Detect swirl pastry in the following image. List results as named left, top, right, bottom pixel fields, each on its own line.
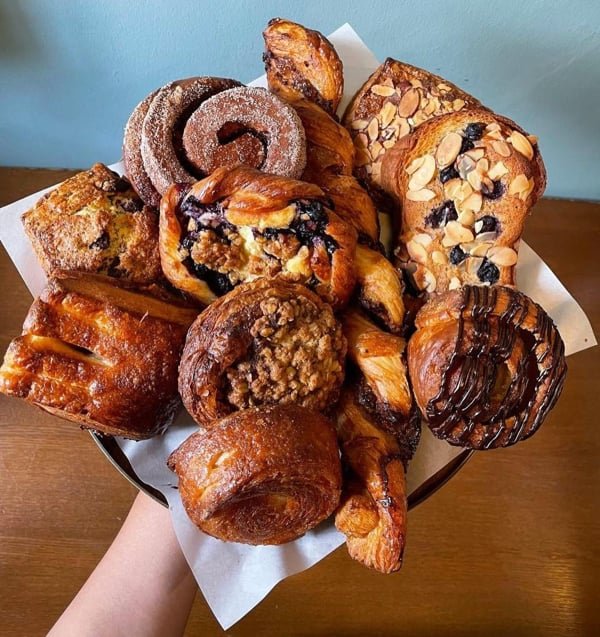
left=182, top=86, right=306, bottom=179
left=21, top=164, right=161, bottom=285
left=342, top=58, right=483, bottom=210
left=123, top=76, right=241, bottom=204
left=408, top=285, right=567, bottom=449
left=178, top=278, right=347, bottom=428
left=159, top=166, right=357, bottom=307
left=0, top=273, right=198, bottom=439
left=381, top=109, right=546, bottom=295
left=263, top=18, right=343, bottom=117
left=168, top=405, right=342, bottom=545
left=335, top=384, right=408, bottom=573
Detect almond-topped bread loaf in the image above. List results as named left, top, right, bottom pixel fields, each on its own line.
left=342, top=58, right=483, bottom=210
left=381, top=109, right=546, bottom=295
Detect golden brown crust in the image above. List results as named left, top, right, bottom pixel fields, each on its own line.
left=381, top=109, right=546, bottom=295
left=342, top=58, right=483, bottom=209
left=159, top=166, right=357, bottom=309
left=334, top=385, right=407, bottom=573
left=263, top=18, right=343, bottom=116
left=178, top=278, right=347, bottom=427
left=407, top=285, right=566, bottom=449
left=168, top=405, right=342, bottom=545
left=0, top=273, right=198, bottom=439
left=22, top=164, right=162, bottom=284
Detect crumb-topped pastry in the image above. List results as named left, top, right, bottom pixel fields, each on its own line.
left=0, top=273, right=198, bottom=439
left=168, top=405, right=342, bottom=545
left=381, top=109, right=546, bottom=295
left=342, top=58, right=483, bottom=209
left=22, top=164, right=162, bottom=284
left=159, top=166, right=357, bottom=308
left=178, top=278, right=347, bottom=428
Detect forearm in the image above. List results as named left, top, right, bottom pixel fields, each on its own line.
left=49, top=492, right=197, bottom=637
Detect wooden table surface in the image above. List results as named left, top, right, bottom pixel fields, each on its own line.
left=1, top=167, right=598, bottom=637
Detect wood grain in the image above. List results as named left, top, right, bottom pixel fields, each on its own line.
left=1, top=168, right=598, bottom=637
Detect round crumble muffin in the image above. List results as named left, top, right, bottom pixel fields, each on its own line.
left=178, top=278, right=347, bottom=427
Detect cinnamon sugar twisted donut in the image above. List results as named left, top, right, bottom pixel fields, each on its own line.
left=178, top=278, right=347, bottom=428
left=408, top=285, right=567, bottom=449
left=182, top=86, right=306, bottom=179
left=123, top=77, right=241, bottom=205
left=159, top=166, right=357, bottom=308
left=167, top=405, right=342, bottom=545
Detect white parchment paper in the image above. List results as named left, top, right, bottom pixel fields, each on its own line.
left=0, top=23, right=596, bottom=630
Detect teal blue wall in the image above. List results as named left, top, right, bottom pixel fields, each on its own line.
left=1, top=0, right=599, bottom=200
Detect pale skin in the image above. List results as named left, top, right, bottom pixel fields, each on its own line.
left=48, top=492, right=197, bottom=637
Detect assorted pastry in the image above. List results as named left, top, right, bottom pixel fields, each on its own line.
left=0, top=18, right=568, bottom=573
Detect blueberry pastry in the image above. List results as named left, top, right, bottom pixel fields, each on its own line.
left=159, top=166, right=357, bottom=308
left=168, top=405, right=342, bottom=545
left=178, top=278, right=347, bottom=428
left=263, top=18, right=344, bottom=117
left=342, top=58, right=483, bottom=210
left=22, top=163, right=161, bottom=284
left=381, top=109, right=546, bottom=295
left=408, top=285, right=566, bottom=449
left=0, top=273, right=198, bottom=439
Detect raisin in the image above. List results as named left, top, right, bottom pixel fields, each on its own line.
left=115, top=177, right=132, bottom=192
left=464, top=123, right=487, bottom=141
left=89, top=232, right=109, bottom=250
left=477, top=258, right=500, bottom=284
left=482, top=180, right=504, bottom=200
left=449, top=246, right=468, bottom=265
left=119, top=197, right=143, bottom=212
left=425, top=200, right=458, bottom=228
left=186, top=259, right=233, bottom=295
left=475, top=215, right=498, bottom=234
left=439, top=165, right=459, bottom=183
left=459, top=136, right=475, bottom=154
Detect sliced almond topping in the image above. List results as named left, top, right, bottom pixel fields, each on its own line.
left=370, top=141, right=383, bottom=160
left=458, top=210, right=475, bottom=226
left=407, top=188, right=436, bottom=202
left=412, top=110, right=428, bottom=126
left=383, top=139, right=396, bottom=149
left=528, top=134, right=539, bottom=144
left=488, top=246, right=518, bottom=266
left=424, top=100, right=437, bottom=115
left=432, top=250, right=447, bottom=264
left=442, top=221, right=475, bottom=246
left=508, top=130, right=534, bottom=161
left=351, top=119, right=369, bottom=130
left=492, top=140, right=511, bottom=157
left=371, top=162, right=382, bottom=183
left=367, top=117, right=379, bottom=142
left=405, top=155, right=425, bottom=175
left=467, top=256, right=484, bottom=275
left=486, top=123, right=501, bottom=133
left=371, top=84, right=396, bottom=97
left=457, top=180, right=474, bottom=202
left=470, top=242, right=492, bottom=257
left=380, top=101, right=397, bottom=128
left=457, top=155, right=477, bottom=179
left=465, top=148, right=485, bottom=161
left=407, top=239, right=429, bottom=264
left=476, top=231, right=498, bottom=242
left=408, top=154, right=436, bottom=190
left=448, top=276, right=462, bottom=290
left=461, top=192, right=483, bottom=213
left=354, top=133, right=368, bottom=149
left=413, top=233, right=433, bottom=247
left=410, top=78, right=423, bottom=89
left=398, top=88, right=420, bottom=117
left=436, top=132, right=463, bottom=168
left=398, top=118, right=411, bottom=138
left=467, top=169, right=482, bottom=191
left=438, top=83, right=451, bottom=92
left=488, top=161, right=509, bottom=180
left=476, top=158, right=489, bottom=173
left=519, top=177, right=535, bottom=201
left=509, top=173, right=529, bottom=197
left=485, top=129, right=503, bottom=141
left=424, top=269, right=437, bottom=293
left=453, top=98, right=466, bottom=111
left=444, top=178, right=462, bottom=199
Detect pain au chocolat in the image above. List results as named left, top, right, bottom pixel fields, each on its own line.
left=381, top=109, right=546, bottom=296
left=168, top=404, right=342, bottom=545
left=178, top=277, right=346, bottom=428
left=159, top=166, right=357, bottom=308
left=22, top=163, right=161, bottom=285
left=408, top=285, right=567, bottom=449
left=0, top=273, right=198, bottom=439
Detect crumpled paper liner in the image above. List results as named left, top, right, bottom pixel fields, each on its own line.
left=0, top=23, right=596, bottom=630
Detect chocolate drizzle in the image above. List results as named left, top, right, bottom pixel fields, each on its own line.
left=426, top=285, right=566, bottom=449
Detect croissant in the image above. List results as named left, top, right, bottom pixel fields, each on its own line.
left=408, top=285, right=567, bottom=449
left=380, top=109, right=546, bottom=295
left=334, top=385, right=407, bottom=573
left=263, top=18, right=344, bottom=116
left=168, top=405, right=342, bottom=545
left=159, top=166, right=357, bottom=308
left=0, top=273, right=198, bottom=439
left=178, top=277, right=347, bottom=427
